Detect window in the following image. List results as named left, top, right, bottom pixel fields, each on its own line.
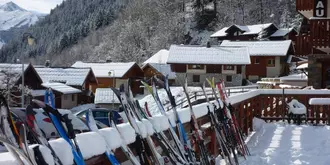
left=193, top=75, right=200, bottom=82
left=267, top=58, right=275, bottom=67
left=226, top=75, right=232, bottom=82
left=254, top=58, right=260, bottom=64
left=223, top=65, right=234, bottom=70
left=93, top=111, right=109, bottom=118
left=188, top=64, right=204, bottom=70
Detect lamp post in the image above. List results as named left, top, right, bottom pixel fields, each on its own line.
left=21, top=33, right=35, bottom=108
left=108, top=70, right=115, bottom=109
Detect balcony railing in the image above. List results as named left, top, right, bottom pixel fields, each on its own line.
left=296, top=0, right=313, bottom=11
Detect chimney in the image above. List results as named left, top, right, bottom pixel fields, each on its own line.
left=106, top=56, right=112, bottom=63
left=45, top=60, right=51, bottom=67
left=206, top=42, right=211, bottom=48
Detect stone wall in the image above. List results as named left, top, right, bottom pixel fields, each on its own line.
left=174, top=73, right=243, bottom=87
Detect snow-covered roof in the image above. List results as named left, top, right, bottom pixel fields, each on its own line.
left=270, top=28, right=296, bottom=37
left=94, top=88, right=120, bottom=104
left=41, top=82, right=81, bottom=94
left=167, top=45, right=251, bottom=65
left=296, top=63, right=308, bottom=70
left=30, top=89, right=46, bottom=97
left=71, top=61, right=137, bottom=78
left=144, top=63, right=176, bottom=79
left=143, top=49, right=169, bottom=64
left=211, top=23, right=273, bottom=38
left=0, top=63, right=29, bottom=75
left=35, top=67, right=93, bottom=86
left=221, top=40, right=292, bottom=56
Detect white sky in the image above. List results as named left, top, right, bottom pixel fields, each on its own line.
left=0, top=0, right=63, bottom=13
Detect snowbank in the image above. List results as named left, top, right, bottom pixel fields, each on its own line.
left=116, top=123, right=136, bottom=145
left=309, top=98, right=330, bottom=105
left=76, top=132, right=107, bottom=159
left=99, top=127, right=123, bottom=150
left=49, top=138, right=74, bottom=165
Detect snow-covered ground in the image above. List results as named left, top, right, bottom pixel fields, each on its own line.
left=241, top=118, right=330, bottom=165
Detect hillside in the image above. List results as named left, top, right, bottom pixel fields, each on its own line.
left=0, top=0, right=301, bottom=66
left=0, top=2, right=44, bottom=48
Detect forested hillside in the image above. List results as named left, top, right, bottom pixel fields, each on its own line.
left=0, top=0, right=301, bottom=66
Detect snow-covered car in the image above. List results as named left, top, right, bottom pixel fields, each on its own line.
left=74, top=108, right=123, bottom=126
left=10, top=108, right=89, bottom=139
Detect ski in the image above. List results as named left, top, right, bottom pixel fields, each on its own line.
left=107, top=111, right=142, bottom=165
left=85, top=109, right=121, bottom=165
left=182, top=76, right=211, bottom=165
left=33, top=98, right=86, bottom=165
left=26, top=105, right=63, bottom=165
left=19, top=124, right=38, bottom=165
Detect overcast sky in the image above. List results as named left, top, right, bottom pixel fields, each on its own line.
left=0, top=0, right=63, bottom=13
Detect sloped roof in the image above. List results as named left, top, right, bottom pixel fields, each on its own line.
left=35, top=67, right=94, bottom=86
left=41, top=82, right=81, bottom=94
left=211, top=23, right=273, bottom=38
left=271, top=28, right=296, bottom=37
left=71, top=61, right=137, bottom=78
left=0, top=63, right=42, bottom=86
left=94, top=88, right=120, bottom=104
left=143, top=63, right=176, bottom=79
left=143, top=49, right=169, bottom=64
left=167, top=45, right=251, bottom=65
left=0, top=63, right=29, bottom=74
left=220, top=40, right=292, bottom=56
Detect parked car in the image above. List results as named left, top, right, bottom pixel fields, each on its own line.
left=10, top=108, right=89, bottom=139
left=74, top=108, right=123, bottom=126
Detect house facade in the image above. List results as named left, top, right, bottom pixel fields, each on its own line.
left=71, top=61, right=144, bottom=95
left=221, top=40, right=294, bottom=81
left=35, top=67, right=98, bottom=108
left=167, top=45, right=251, bottom=86
left=296, top=0, right=330, bottom=88
left=210, top=23, right=297, bottom=42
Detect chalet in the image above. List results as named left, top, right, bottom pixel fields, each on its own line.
left=71, top=61, right=144, bottom=94
left=0, top=63, right=43, bottom=107
left=142, top=49, right=176, bottom=84
left=221, top=40, right=294, bottom=81
left=35, top=67, right=98, bottom=109
left=210, top=23, right=297, bottom=42
left=295, top=0, right=330, bottom=88
left=167, top=45, right=251, bottom=86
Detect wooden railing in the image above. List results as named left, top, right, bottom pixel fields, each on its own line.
left=296, top=35, right=312, bottom=56
left=296, top=0, right=313, bottom=11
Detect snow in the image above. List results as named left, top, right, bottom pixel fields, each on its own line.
left=94, top=88, right=121, bottom=104
left=287, top=99, right=307, bottom=115
left=309, top=98, right=330, bottom=105
left=76, top=132, right=107, bottom=159
left=167, top=45, right=251, bottom=65
left=35, top=144, right=54, bottom=165
left=211, top=23, right=273, bottom=38
left=143, top=49, right=169, bottom=64
left=116, top=123, right=136, bottom=145
left=241, top=120, right=330, bottom=165
left=221, top=40, right=292, bottom=56
left=296, top=63, right=308, bottom=70
left=71, top=61, right=138, bottom=78
left=35, top=67, right=93, bottom=86
left=0, top=152, right=18, bottom=165
left=143, top=63, right=176, bottom=79
left=270, top=28, right=295, bottom=37
left=148, top=114, right=170, bottom=133
left=280, top=73, right=308, bottom=81
left=99, top=127, right=123, bottom=150
left=41, top=82, right=82, bottom=94
left=49, top=138, right=74, bottom=165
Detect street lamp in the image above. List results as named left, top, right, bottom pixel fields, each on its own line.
left=108, top=70, right=115, bottom=109
left=21, top=33, right=35, bottom=108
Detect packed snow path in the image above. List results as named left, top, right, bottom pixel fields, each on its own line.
left=241, top=119, right=330, bottom=165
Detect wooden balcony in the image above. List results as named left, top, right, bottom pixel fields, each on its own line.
left=296, top=0, right=313, bottom=11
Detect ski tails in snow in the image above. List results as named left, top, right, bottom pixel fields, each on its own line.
left=33, top=96, right=86, bottom=165
left=25, top=105, right=63, bottom=165
left=19, top=124, right=38, bottom=165
left=85, top=109, right=120, bottom=165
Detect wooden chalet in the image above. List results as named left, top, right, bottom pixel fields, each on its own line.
left=35, top=67, right=98, bottom=109
left=167, top=45, right=251, bottom=86
left=221, top=40, right=294, bottom=82
left=71, top=61, right=144, bottom=95
left=295, top=0, right=330, bottom=88
left=210, top=23, right=297, bottom=42
left=142, top=49, right=176, bottom=85
left=0, top=63, right=43, bottom=107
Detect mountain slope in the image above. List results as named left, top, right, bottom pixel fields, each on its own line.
left=0, top=2, right=44, bottom=48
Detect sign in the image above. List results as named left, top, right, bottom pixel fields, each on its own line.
left=314, top=0, right=327, bottom=17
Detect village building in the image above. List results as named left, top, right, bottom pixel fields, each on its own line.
left=142, top=49, right=176, bottom=85
left=35, top=67, right=98, bottom=109
left=71, top=61, right=144, bottom=95
left=0, top=63, right=43, bottom=107
left=94, top=88, right=121, bottom=109
left=295, top=0, right=330, bottom=88
left=220, top=40, right=294, bottom=81
left=210, top=23, right=297, bottom=42
left=166, top=45, right=251, bottom=86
